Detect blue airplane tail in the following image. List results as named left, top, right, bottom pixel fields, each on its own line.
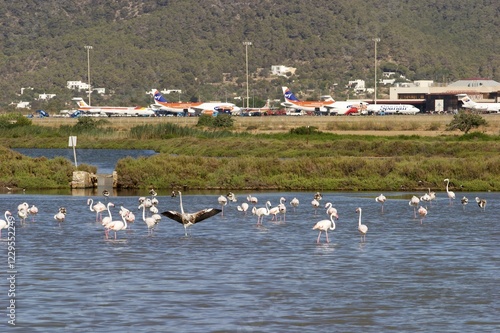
left=36, top=109, right=49, bottom=117
left=282, top=87, right=300, bottom=102
left=70, top=110, right=82, bottom=118
left=154, top=90, right=168, bottom=103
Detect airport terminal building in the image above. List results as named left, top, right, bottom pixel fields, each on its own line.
left=384, top=78, right=500, bottom=113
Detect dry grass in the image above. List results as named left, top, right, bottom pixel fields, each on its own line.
left=32, top=114, right=500, bottom=136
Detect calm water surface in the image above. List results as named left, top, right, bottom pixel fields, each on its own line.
left=13, top=148, right=157, bottom=174
left=0, top=191, right=498, bottom=332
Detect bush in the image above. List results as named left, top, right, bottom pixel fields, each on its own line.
left=289, top=126, right=320, bottom=135
left=446, top=111, right=487, bottom=134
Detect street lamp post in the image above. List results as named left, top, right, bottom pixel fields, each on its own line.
left=84, top=45, right=93, bottom=105
left=373, top=38, right=380, bottom=105
left=243, top=41, right=252, bottom=109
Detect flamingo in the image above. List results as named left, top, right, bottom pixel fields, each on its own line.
left=461, top=196, right=469, bottom=210
left=375, top=194, right=386, bottom=212
left=105, top=211, right=128, bottom=240
left=278, top=197, right=287, bottom=222
left=475, top=197, right=487, bottom=211
left=237, top=202, right=249, bottom=215
left=101, top=202, right=115, bottom=225
left=428, top=188, right=436, bottom=205
left=150, top=205, right=159, bottom=215
left=87, top=198, right=106, bottom=222
left=324, top=202, right=339, bottom=220
left=269, top=203, right=280, bottom=221
left=444, top=178, right=455, bottom=205
left=160, top=191, right=222, bottom=236
left=54, top=207, right=66, bottom=222
left=356, top=207, right=368, bottom=242
left=28, top=205, right=39, bottom=221
left=247, top=194, right=258, bottom=205
left=0, top=211, right=13, bottom=238
left=420, top=193, right=431, bottom=209
left=218, top=195, right=228, bottom=217
left=254, top=201, right=271, bottom=225
left=139, top=203, right=160, bottom=235
left=290, top=197, right=300, bottom=212
left=17, top=207, right=28, bottom=224
left=226, top=192, right=237, bottom=202
left=312, top=212, right=337, bottom=244
left=314, top=192, right=323, bottom=201
left=418, top=206, right=427, bottom=224
left=119, top=206, right=136, bottom=225
left=269, top=197, right=286, bottom=222
left=17, top=202, right=29, bottom=212
left=409, top=195, right=420, bottom=218
left=311, top=198, right=320, bottom=215
left=101, top=203, right=115, bottom=237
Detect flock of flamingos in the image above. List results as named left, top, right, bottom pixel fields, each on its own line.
left=0, top=178, right=488, bottom=243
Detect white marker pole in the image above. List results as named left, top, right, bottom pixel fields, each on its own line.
left=68, top=136, right=78, bottom=167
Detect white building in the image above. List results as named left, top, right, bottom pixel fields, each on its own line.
left=16, top=101, right=31, bottom=108
left=271, top=65, right=296, bottom=77
left=67, top=81, right=89, bottom=90
left=37, top=93, right=56, bottom=100
left=67, top=81, right=105, bottom=94
left=347, top=79, right=366, bottom=93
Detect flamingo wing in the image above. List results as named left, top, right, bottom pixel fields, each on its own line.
left=191, top=208, right=222, bottom=223
left=160, top=210, right=184, bottom=224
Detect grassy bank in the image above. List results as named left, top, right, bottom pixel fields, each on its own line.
left=2, top=114, right=500, bottom=191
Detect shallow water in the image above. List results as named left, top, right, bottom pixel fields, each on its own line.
left=13, top=148, right=157, bottom=174
left=0, top=191, right=498, bottom=332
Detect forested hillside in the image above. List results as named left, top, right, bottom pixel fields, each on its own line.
left=0, top=0, right=498, bottom=111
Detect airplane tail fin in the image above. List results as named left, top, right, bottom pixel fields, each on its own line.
left=459, top=94, right=476, bottom=107
left=75, top=99, right=89, bottom=108
left=263, top=99, right=271, bottom=109
left=282, top=86, right=300, bottom=102
left=154, top=90, right=168, bottom=103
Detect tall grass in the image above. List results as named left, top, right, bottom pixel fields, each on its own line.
left=2, top=116, right=500, bottom=190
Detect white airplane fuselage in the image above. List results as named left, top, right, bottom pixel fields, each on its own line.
left=366, top=104, right=420, bottom=115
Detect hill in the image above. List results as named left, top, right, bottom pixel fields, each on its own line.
left=1, top=0, right=499, bottom=111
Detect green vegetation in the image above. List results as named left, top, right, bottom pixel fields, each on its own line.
left=0, top=116, right=499, bottom=191
left=0, top=146, right=76, bottom=189
left=446, top=111, right=488, bottom=134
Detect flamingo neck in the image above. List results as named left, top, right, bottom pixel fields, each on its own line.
left=107, top=204, right=113, bottom=219
left=142, top=204, right=147, bottom=221
left=179, top=192, right=185, bottom=214
left=122, top=212, right=128, bottom=229
left=330, top=214, right=336, bottom=230
left=358, top=210, right=362, bottom=226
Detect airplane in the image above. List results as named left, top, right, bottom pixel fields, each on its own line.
left=72, top=98, right=155, bottom=117
left=365, top=104, right=420, bottom=115
left=151, top=90, right=241, bottom=116
left=325, top=101, right=370, bottom=115
left=281, top=86, right=335, bottom=112
left=458, top=94, right=500, bottom=113
left=281, top=86, right=368, bottom=115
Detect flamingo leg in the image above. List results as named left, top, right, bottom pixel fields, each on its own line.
left=317, top=231, right=322, bottom=244
left=325, top=231, right=330, bottom=243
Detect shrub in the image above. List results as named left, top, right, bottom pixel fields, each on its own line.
left=446, top=111, right=488, bottom=134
